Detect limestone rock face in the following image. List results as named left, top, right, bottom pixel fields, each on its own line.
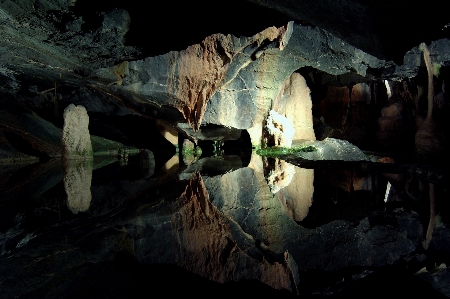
left=62, top=104, right=93, bottom=160
left=293, top=138, right=369, bottom=161
left=115, top=21, right=413, bottom=146
left=0, top=96, right=63, bottom=161
left=156, top=119, right=178, bottom=146
left=123, top=23, right=292, bottom=133
left=377, top=101, right=413, bottom=151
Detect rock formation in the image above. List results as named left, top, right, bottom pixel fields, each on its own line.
left=1, top=1, right=450, bottom=297
left=276, top=165, right=314, bottom=222
left=139, top=149, right=155, bottom=179
left=61, top=104, right=93, bottom=160
left=264, top=110, right=295, bottom=148
left=415, top=43, right=445, bottom=159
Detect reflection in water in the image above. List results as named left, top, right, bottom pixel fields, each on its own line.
left=276, top=166, right=314, bottom=222
left=63, top=159, right=93, bottom=214
left=132, top=170, right=299, bottom=293
left=158, top=153, right=179, bottom=181
left=262, top=156, right=314, bottom=222
left=139, top=149, right=155, bottom=179
left=265, top=158, right=296, bottom=194
left=1, top=150, right=448, bottom=298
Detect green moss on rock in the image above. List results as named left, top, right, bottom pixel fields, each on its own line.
left=256, top=145, right=316, bottom=157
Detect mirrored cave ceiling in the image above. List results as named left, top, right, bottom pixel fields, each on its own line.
left=1, top=0, right=450, bottom=154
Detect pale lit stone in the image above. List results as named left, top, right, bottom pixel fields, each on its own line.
left=278, top=166, right=314, bottom=222
left=265, top=110, right=295, bottom=147
left=62, top=104, right=93, bottom=160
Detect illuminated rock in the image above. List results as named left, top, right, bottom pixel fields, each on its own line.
left=133, top=171, right=299, bottom=293
left=264, top=110, right=295, bottom=147
left=156, top=119, right=178, bottom=146
left=61, top=104, right=93, bottom=160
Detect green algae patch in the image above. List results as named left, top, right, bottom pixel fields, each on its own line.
left=256, top=145, right=316, bottom=157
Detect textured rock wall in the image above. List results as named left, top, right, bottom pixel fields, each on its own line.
left=123, top=24, right=292, bottom=133
left=120, top=21, right=406, bottom=146
left=61, top=104, right=93, bottom=160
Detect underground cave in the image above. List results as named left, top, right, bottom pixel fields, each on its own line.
left=1, top=0, right=450, bottom=298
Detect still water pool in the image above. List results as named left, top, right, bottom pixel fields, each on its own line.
left=0, top=150, right=448, bottom=298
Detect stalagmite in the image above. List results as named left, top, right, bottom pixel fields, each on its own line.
left=415, top=43, right=444, bottom=157
left=61, top=104, right=93, bottom=160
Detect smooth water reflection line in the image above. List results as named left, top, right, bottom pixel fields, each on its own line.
left=63, top=160, right=93, bottom=214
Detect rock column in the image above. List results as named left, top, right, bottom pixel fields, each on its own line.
left=61, top=104, right=93, bottom=160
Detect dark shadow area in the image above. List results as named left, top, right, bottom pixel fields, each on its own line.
left=4, top=131, right=46, bottom=160
left=89, top=114, right=176, bottom=162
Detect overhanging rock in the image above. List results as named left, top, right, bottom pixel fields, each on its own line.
left=116, top=22, right=411, bottom=145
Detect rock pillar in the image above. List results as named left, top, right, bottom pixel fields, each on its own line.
left=61, top=104, right=93, bottom=160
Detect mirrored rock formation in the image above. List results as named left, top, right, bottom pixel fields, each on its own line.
left=139, top=149, right=155, bottom=179
left=264, top=157, right=296, bottom=194
left=63, top=159, right=93, bottom=214
left=276, top=166, right=314, bottom=222
left=131, top=171, right=299, bottom=293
